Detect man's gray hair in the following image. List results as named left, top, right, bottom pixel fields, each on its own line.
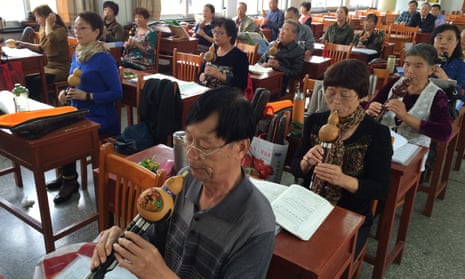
left=284, top=19, right=299, bottom=34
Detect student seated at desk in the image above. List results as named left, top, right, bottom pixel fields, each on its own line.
left=259, top=19, right=304, bottom=96
left=16, top=5, right=70, bottom=101
left=100, top=1, right=124, bottom=42
left=47, top=12, right=122, bottom=204
left=323, top=6, right=354, bottom=45
left=285, top=6, right=315, bottom=60
left=90, top=87, right=276, bottom=278
left=199, top=17, right=249, bottom=92
left=121, top=7, right=158, bottom=71
left=291, top=59, right=392, bottom=256
left=367, top=44, right=452, bottom=169
left=430, top=24, right=465, bottom=101
left=352, top=13, right=384, bottom=54
left=193, top=4, right=215, bottom=53
left=408, top=2, right=435, bottom=33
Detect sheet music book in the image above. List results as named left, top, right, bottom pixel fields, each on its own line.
left=390, top=130, right=421, bottom=165
left=168, top=25, right=190, bottom=40
left=251, top=177, right=334, bottom=241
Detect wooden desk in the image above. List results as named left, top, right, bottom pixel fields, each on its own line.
left=365, top=146, right=428, bottom=279
left=0, top=120, right=100, bottom=253
left=120, top=70, right=208, bottom=128
left=160, top=37, right=198, bottom=56
left=417, top=107, right=464, bottom=217
left=1, top=47, right=49, bottom=103
left=121, top=145, right=364, bottom=279
left=250, top=70, right=284, bottom=99
left=303, top=56, right=331, bottom=79
left=267, top=207, right=364, bottom=279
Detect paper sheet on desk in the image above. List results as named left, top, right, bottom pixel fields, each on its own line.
left=2, top=46, right=43, bottom=58
left=249, top=64, right=273, bottom=75
left=54, top=256, right=136, bottom=279
left=128, top=74, right=208, bottom=96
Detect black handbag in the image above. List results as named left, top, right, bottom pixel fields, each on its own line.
left=5, top=109, right=89, bottom=140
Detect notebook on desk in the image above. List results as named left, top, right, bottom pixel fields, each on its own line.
left=391, top=130, right=421, bottom=165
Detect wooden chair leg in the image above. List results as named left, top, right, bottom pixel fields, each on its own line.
left=80, top=158, right=88, bottom=190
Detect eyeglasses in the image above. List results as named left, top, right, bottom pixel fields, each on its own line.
left=183, top=140, right=229, bottom=160
left=212, top=30, right=226, bottom=36
left=324, top=88, right=358, bottom=102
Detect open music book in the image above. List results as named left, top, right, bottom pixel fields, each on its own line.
left=251, top=177, right=334, bottom=241
left=390, top=130, right=421, bottom=165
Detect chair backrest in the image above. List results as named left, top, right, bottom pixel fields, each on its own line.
left=302, top=74, right=316, bottom=98
left=67, top=37, right=78, bottom=59
left=145, top=31, right=162, bottom=74
left=236, top=41, right=259, bottom=65
left=97, top=143, right=165, bottom=231
left=172, top=48, right=204, bottom=82
left=373, top=68, right=390, bottom=91
left=385, top=25, right=418, bottom=56
left=326, top=43, right=353, bottom=65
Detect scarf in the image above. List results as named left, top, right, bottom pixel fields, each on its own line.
left=76, top=41, right=107, bottom=64
left=315, top=105, right=366, bottom=204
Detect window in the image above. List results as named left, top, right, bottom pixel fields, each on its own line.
left=160, top=0, right=224, bottom=19
left=0, top=0, right=27, bottom=21
left=0, top=0, right=56, bottom=21
left=29, top=0, right=57, bottom=13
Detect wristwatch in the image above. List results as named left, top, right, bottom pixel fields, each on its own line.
left=86, top=92, right=93, bottom=102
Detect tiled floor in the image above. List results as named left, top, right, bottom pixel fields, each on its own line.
left=1, top=152, right=464, bottom=278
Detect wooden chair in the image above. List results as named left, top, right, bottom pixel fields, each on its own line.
left=325, top=43, right=353, bottom=65
left=373, top=68, right=390, bottom=92
left=385, top=24, right=418, bottom=56
left=172, top=48, right=204, bottom=82
left=302, top=74, right=316, bottom=99
left=118, top=66, right=146, bottom=127
left=384, top=11, right=397, bottom=25
left=97, top=143, right=166, bottom=231
left=141, top=31, right=162, bottom=74
left=235, top=41, right=259, bottom=65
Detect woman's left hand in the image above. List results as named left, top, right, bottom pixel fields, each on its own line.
left=433, top=65, right=449, bottom=80
left=65, top=88, right=87, bottom=101
left=385, top=98, right=408, bottom=120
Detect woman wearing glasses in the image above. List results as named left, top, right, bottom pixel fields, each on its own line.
left=46, top=12, right=122, bottom=204
left=16, top=5, right=70, bottom=101
left=291, top=59, right=392, bottom=257
left=199, top=17, right=249, bottom=92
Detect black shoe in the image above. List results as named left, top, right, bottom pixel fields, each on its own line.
left=53, top=180, right=79, bottom=204
left=46, top=177, right=63, bottom=190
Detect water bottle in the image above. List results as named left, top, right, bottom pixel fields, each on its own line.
left=12, top=83, right=29, bottom=112
left=173, top=131, right=188, bottom=172
left=292, top=82, right=305, bottom=125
